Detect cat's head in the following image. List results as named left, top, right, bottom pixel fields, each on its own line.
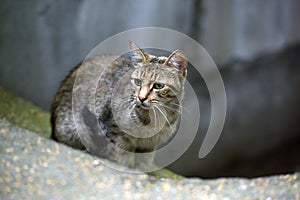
left=129, top=41, right=187, bottom=109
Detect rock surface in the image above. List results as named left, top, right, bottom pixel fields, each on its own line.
left=1, top=119, right=299, bottom=200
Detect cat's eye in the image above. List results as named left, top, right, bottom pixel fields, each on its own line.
left=134, top=79, right=142, bottom=86
left=153, top=83, right=165, bottom=89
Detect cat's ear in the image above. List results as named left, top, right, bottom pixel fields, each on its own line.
left=164, top=50, right=187, bottom=77
left=129, top=41, right=151, bottom=65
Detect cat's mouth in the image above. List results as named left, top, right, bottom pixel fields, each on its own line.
left=136, top=102, right=151, bottom=110
left=135, top=99, right=151, bottom=110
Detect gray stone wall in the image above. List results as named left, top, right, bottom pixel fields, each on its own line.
left=201, top=0, right=300, bottom=64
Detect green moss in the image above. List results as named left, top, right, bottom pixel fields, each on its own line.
left=149, top=168, right=185, bottom=180
left=0, top=86, right=51, bottom=138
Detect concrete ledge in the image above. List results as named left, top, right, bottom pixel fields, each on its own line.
left=0, top=119, right=299, bottom=199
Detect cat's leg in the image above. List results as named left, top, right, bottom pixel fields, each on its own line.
left=118, top=150, right=135, bottom=169
left=134, top=149, right=156, bottom=171
left=100, top=141, right=134, bottom=168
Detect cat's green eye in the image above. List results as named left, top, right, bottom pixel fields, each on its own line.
left=153, top=83, right=165, bottom=89
left=134, top=79, right=142, bottom=86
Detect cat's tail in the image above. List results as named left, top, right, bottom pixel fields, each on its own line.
left=81, top=105, right=110, bottom=157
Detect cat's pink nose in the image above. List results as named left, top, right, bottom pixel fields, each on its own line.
left=138, top=95, right=147, bottom=102
left=138, top=87, right=149, bottom=102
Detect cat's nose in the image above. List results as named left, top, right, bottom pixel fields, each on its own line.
left=138, top=87, right=149, bottom=103
left=138, top=95, right=147, bottom=103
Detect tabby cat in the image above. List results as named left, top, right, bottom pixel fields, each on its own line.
left=51, top=41, right=187, bottom=170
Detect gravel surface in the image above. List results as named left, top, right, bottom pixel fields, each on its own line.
left=1, top=119, right=299, bottom=200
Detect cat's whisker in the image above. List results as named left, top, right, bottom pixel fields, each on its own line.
left=151, top=107, right=158, bottom=133
left=124, top=97, right=135, bottom=108
left=158, top=103, right=189, bottom=121
left=129, top=102, right=136, bottom=110
left=170, top=102, right=190, bottom=113
left=158, top=103, right=182, bottom=114
left=154, top=105, right=174, bottom=132
left=125, top=99, right=136, bottom=104
left=116, top=100, right=135, bottom=111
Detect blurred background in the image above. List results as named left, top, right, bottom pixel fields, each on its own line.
left=0, top=0, right=300, bottom=178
